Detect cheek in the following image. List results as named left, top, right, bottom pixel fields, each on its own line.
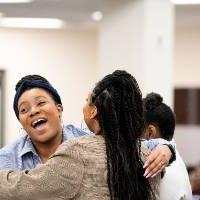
left=48, top=108, right=61, bottom=125
left=19, top=116, right=28, bottom=129
left=19, top=117, right=33, bottom=135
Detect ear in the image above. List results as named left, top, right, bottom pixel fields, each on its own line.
left=56, top=104, right=63, bottom=118
left=147, top=124, right=157, bottom=139
left=90, top=106, right=98, bottom=119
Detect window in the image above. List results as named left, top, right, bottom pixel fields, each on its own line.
left=174, top=88, right=200, bottom=124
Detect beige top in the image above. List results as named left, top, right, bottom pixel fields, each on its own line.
left=0, top=135, right=160, bottom=200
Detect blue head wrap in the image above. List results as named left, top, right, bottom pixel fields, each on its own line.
left=13, top=80, right=62, bottom=119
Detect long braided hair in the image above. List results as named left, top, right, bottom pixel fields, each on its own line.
left=90, top=70, right=153, bottom=200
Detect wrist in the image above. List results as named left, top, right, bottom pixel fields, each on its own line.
left=164, top=144, right=176, bottom=165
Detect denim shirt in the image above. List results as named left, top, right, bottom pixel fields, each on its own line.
left=0, top=124, right=174, bottom=170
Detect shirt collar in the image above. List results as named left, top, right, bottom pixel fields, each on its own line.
left=19, top=131, right=67, bottom=158
left=19, top=135, right=38, bottom=157
left=62, top=127, right=68, bottom=141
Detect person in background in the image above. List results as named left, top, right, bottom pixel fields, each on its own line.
left=0, top=75, right=174, bottom=176
left=190, top=163, right=200, bottom=200
left=142, top=92, right=192, bottom=200
left=0, top=70, right=161, bottom=199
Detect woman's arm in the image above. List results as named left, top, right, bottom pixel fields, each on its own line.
left=141, top=139, right=176, bottom=178
left=0, top=142, right=84, bottom=200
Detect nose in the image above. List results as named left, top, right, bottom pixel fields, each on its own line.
left=29, top=105, right=40, bottom=117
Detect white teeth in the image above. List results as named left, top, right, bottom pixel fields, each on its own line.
left=32, top=118, right=45, bottom=127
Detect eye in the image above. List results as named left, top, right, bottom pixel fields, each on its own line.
left=38, top=101, right=46, bottom=106
left=19, top=107, right=29, bottom=114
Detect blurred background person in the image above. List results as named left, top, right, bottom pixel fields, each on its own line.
left=142, top=92, right=192, bottom=200
left=190, top=163, right=200, bottom=199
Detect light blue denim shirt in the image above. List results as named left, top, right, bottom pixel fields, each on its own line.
left=0, top=124, right=174, bottom=170
left=142, top=138, right=175, bottom=151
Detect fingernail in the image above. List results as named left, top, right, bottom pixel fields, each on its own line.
left=146, top=173, right=152, bottom=178
left=143, top=163, right=147, bottom=168
left=151, top=174, right=156, bottom=178
left=143, top=170, right=149, bottom=177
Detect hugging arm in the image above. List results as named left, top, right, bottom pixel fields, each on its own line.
left=0, top=142, right=84, bottom=200
left=142, top=138, right=176, bottom=178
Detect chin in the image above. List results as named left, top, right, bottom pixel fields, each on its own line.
left=34, top=135, right=53, bottom=143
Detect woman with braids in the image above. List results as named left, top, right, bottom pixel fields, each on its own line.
left=0, top=70, right=160, bottom=200
left=83, top=70, right=160, bottom=199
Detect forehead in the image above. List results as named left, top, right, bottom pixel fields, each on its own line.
left=18, top=88, right=53, bottom=105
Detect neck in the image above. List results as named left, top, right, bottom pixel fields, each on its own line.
left=93, top=121, right=102, bottom=135
left=33, top=132, right=63, bottom=163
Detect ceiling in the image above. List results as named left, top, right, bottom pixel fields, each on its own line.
left=0, top=1, right=200, bottom=28
left=0, top=0, right=106, bottom=28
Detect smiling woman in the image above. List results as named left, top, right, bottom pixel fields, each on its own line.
left=17, top=88, right=63, bottom=162
left=13, top=76, right=64, bottom=163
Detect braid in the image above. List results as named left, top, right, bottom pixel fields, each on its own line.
left=91, top=70, right=153, bottom=200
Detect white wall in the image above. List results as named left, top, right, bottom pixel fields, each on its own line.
left=174, top=16, right=200, bottom=166
left=99, top=0, right=174, bottom=106
left=99, top=0, right=145, bottom=85
left=174, top=25, right=200, bottom=88
left=0, top=28, right=99, bottom=144
left=174, top=126, right=200, bottom=166
left=143, top=0, right=174, bottom=107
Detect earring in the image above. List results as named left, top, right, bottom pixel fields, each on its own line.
left=81, top=119, right=86, bottom=130
left=19, top=127, right=28, bottom=135
left=60, top=120, right=65, bottom=132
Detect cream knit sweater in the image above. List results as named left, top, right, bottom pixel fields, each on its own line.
left=0, top=135, right=160, bottom=200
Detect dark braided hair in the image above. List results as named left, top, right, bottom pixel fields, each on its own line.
left=143, top=92, right=175, bottom=141
left=90, top=70, right=153, bottom=200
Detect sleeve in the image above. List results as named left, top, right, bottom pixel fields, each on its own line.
left=0, top=141, right=85, bottom=200
left=66, top=124, right=91, bottom=137
left=141, top=138, right=176, bottom=150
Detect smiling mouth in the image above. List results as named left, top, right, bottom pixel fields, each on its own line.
left=32, top=119, right=47, bottom=129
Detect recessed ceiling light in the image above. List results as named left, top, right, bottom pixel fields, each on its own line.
left=91, top=11, right=103, bottom=21
left=0, top=18, right=65, bottom=29
left=171, top=0, right=200, bottom=4
left=0, top=0, right=32, bottom=3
